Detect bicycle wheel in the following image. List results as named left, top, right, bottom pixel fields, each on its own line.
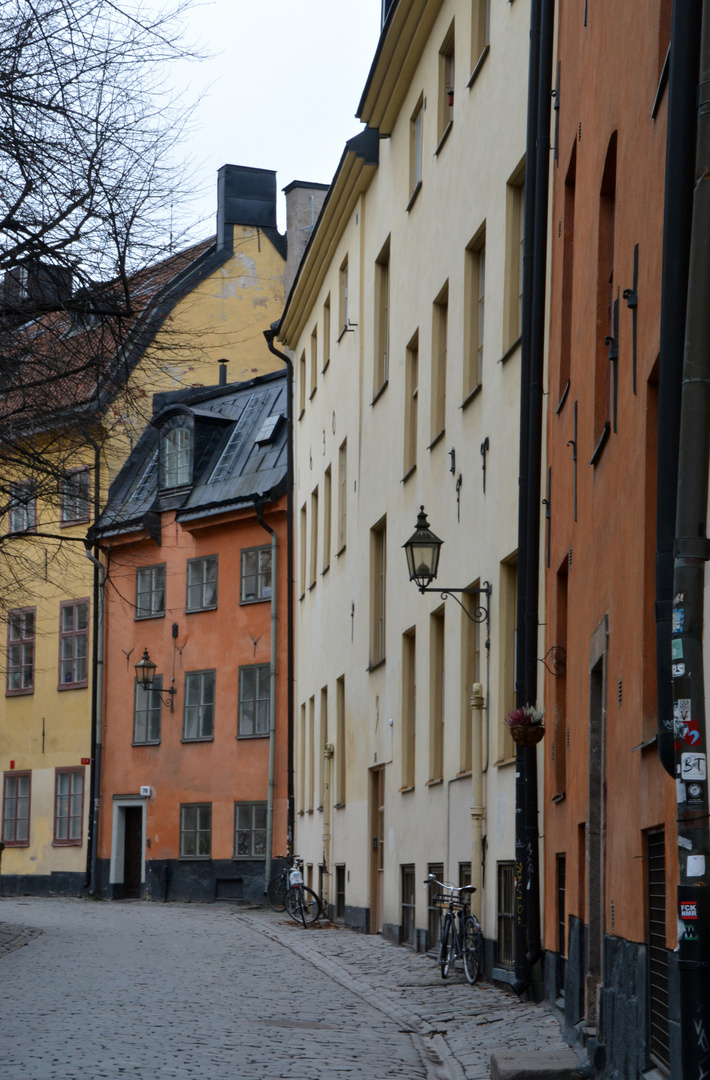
left=267, top=873, right=288, bottom=912
left=439, top=914, right=454, bottom=978
left=285, top=885, right=321, bottom=926
left=462, top=916, right=482, bottom=985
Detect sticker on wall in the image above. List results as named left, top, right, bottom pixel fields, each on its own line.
left=672, top=638, right=684, bottom=661
left=675, top=592, right=685, bottom=606
left=673, top=663, right=686, bottom=677
left=673, top=608, right=685, bottom=633
left=677, top=780, right=687, bottom=803
left=681, top=900, right=698, bottom=920
left=687, top=855, right=706, bottom=877
left=678, top=835, right=693, bottom=850
left=682, top=753, right=707, bottom=781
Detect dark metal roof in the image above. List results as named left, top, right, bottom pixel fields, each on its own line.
left=93, top=369, right=287, bottom=538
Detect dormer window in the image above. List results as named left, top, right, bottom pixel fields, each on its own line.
left=161, top=427, right=191, bottom=489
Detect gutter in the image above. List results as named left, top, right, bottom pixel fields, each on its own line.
left=263, top=326, right=295, bottom=857
left=254, top=500, right=278, bottom=895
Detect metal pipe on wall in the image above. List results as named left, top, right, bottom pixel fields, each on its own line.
left=471, top=682, right=485, bottom=924
left=255, top=501, right=278, bottom=894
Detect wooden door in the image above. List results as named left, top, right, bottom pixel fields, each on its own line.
left=123, top=806, right=142, bottom=899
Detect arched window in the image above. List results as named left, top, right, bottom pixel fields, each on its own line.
left=161, top=427, right=191, bottom=488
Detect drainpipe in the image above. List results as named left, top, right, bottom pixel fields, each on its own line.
left=254, top=501, right=278, bottom=894
left=656, top=0, right=702, bottom=776
left=263, top=325, right=295, bottom=856
left=672, top=5, right=710, bottom=1073
left=514, top=0, right=554, bottom=996
left=471, top=682, right=485, bottom=924
left=84, top=545, right=104, bottom=896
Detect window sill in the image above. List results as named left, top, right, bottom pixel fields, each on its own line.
left=371, top=379, right=389, bottom=406
left=6, top=688, right=34, bottom=697
left=322, top=359, right=330, bottom=374
left=239, top=596, right=271, bottom=606
left=59, top=517, right=91, bottom=529
left=334, top=802, right=345, bottom=810
left=367, top=658, right=386, bottom=673
left=406, top=181, right=422, bottom=212
left=181, top=737, right=214, bottom=744
left=428, top=429, right=445, bottom=451
left=435, top=121, right=453, bottom=156
left=589, top=422, right=611, bottom=466
left=494, top=756, right=516, bottom=768
left=399, top=785, right=415, bottom=794
left=58, top=682, right=88, bottom=692
left=402, top=464, right=416, bottom=484
left=186, top=605, right=218, bottom=615
left=135, top=613, right=166, bottom=621
left=467, top=44, right=490, bottom=89
left=335, top=544, right=346, bottom=558
left=499, top=336, right=522, bottom=365
left=233, top=855, right=266, bottom=861
left=52, top=839, right=82, bottom=847
left=551, top=792, right=566, bottom=804
left=425, top=777, right=444, bottom=787
left=455, top=769, right=472, bottom=779
left=299, top=592, right=305, bottom=602
left=179, top=855, right=211, bottom=861
left=132, top=741, right=161, bottom=748
left=337, top=326, right=349, bottom=344
left=298, top=408, right=305, bottom=422
left=309, top=387, right=317, bottom=401
left=461, top=384, right=482, bottom=411
left=308, top=580, right=316, bottom=592
left=2, top=841, right=29, bottom=848
left=322, top=563, right=330, bottom=576
left=236, top=732, right=269, bottom=740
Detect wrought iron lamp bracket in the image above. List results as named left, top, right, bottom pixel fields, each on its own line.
left=418, top=581, right=491, bottom=626
left=539, top=645, right=567, bottom=677
left=141, top=682, right=177, bottom=712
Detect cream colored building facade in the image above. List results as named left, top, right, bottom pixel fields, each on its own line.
left=279, top=0, right=532, bottom=967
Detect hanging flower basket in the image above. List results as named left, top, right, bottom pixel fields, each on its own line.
left=506, top=705, right=545, bottom=746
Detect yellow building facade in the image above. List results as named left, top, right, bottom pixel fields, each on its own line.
left=0, top=165, right=287, bottom=894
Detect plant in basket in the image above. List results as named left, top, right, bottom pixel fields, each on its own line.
left=505, top=705, right=545, bottom=745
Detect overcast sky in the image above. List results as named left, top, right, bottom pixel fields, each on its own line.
left=173, top=0, right=383, bottom=238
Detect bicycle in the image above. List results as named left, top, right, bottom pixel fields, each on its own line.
left=284, top=861, right=321, bottom=927
left=266, top=855, right=298, bottom=912
left=425, top=874, right=483, bottom=985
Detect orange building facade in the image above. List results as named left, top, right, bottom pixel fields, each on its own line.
left=542, top=2, right=678, bottom=1075
left=94, top=371, right=288, bottom=903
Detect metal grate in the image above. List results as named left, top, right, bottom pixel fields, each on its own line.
left=335, top=865, right=345, bottom=919
left=401, top=865, right=416, bottom=946
left=647, top=829, right=670, bottom=1070
left=427, top=863, right=444, bottom=950
left=497, top=862, right=515, bottom=969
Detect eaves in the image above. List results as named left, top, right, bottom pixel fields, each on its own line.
left=357, top=0, right=446, bottom=134
left=278, top=129, right=379, bottom=349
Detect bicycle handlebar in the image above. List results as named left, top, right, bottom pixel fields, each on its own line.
left=424, top=874, right=476, bottom=894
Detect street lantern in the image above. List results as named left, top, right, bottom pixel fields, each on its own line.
left=134, top=648, right=176, bottom=712
left=403, top=506, right=444, bottom=592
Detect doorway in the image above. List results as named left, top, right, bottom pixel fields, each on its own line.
left=123, top=806, right=143, bottom=899
left=369, top=766, right=385, bottom=933
left=587, top=651, right=606, bottom=1026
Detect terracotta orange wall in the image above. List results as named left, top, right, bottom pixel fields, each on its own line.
left=543, top=0, right=677, bottom=952
left=98, top=500, right=288, bottom=863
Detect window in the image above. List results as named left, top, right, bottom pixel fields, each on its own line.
left=61, top=469, right=90, bottom=524
left=6, top=608, right=35, bottom=695
left=437, top=23, right=455, bottom=145
left=402, top=628, right=416, bottom=789
left=370, top=519, right=387, bottom=667
left=180, top=803, right=211, bottom=858
left=299, top=351, right=306, bottom=417
left=186, top=555, right=218, bottom=612
left=336, top=675, right=346, bottom=806
left=54, top=768, right=84, bottom=845
left=430, top=607, right=445, bottom=781
left=595, top=133, right=617, bottom=446
left=59, top=599, right=89, bottom=689
left=9, top=481, right=36, bottom=534
left=470, top=0, right=490, bottom=75
left=2, top=772, right=30, bottom=845
left=308, top=696, right=315, bottom=811
left=431, top=283, right=448, bottom=443
left=299, top=701, right=306, bottom=813
left=238, top=664, right=270, bottom=737
left=404, top=332, right=419, bottom=476
left=133, top=676, right=162, bottom=744
left=504, top=164, right=525, bottom=351
left=464, top=228, right=486, bottom=399
left=310, top=486, right=319, bottom=588
left=300, top=502, right=307, bottom=596
left=135, top=564, right=166, bottom=620
left=319, top=685, right=328, bottom=810
left=338, top=441, right=347, bottom=551
left=241, top=546, right=272, bottom=603
left=183, top=670, right=215, bottom=740
left=310, top=325, right=318, bottom=398
left=323, top=466, right=332, bottom=571
left=461, top=585, right=482, bottom=772
left=234, top=802, right=267, bottom=857
left=559, top=144, right=577, bottom=401
left=374, top=238, right=391, bottom=394
left=161, top=427, right=191, bottom=488
left=401, top=864, right=416, bottom=945
left=553, top=562, right=568, bottom=796
left=497, top=862, right=515, bottom=968
left=409, top=96, right=424, bottom=200
left=323, top=295, right=331, bottom=371
left=498, top=558, right=517, bottom=761
left=339, top=257, right=349, bottom=333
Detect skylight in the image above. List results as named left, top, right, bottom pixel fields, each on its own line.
left=209, top=395, right=261, bottom=483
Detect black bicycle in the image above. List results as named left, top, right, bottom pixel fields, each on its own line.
left=267, top=856, right=321, bottom=927
left=266, top=855, right=297, bottom=912
left=426, top=874, right=483, bottom=985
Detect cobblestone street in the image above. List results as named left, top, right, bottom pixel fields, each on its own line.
left=0, top=899, right=568, bottom=1080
